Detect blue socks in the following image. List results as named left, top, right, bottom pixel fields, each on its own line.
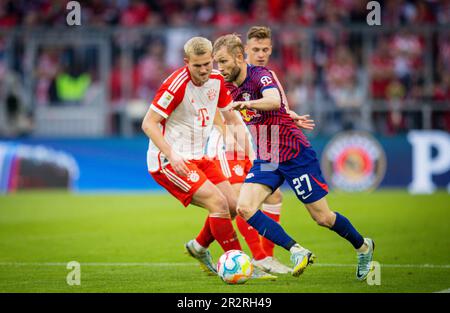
left=247, top=210, right=364, bottom=251
left=331, top=212, right=364, bottom=249
left=246, top=210, right=296, bottom=251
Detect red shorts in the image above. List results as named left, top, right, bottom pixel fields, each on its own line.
left=214, top=151, right=253, bottom=185
left=150, top=157, right=227, bottom=207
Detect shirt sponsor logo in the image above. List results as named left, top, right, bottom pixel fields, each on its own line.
left=260, top=76, right=273, bottom=86
left=239, top=109, right=260, bottom=122
left=157, top=91, right=174, bottom=109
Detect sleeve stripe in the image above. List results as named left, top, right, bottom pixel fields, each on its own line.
left=261, top=86, right=276, bottom=92
left=171, top=75, right=189, bottom=93
left=168, top=71, right=188, bottom=92
left=219, top=101, right=234, bottom=112
left=150, top=104, right=169, bottom=118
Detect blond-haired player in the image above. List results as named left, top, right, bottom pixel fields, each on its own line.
left=142, top=37, right=249, bottom=275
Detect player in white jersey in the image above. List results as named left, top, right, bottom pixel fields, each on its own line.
left=142, top=37, right=251, bottom=275
left=142, top=37, right=275, bottom=280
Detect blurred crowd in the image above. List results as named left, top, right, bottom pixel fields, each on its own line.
left=1, top=0, right=450, bottom=28
left=0, top=0, right=449, bottom=137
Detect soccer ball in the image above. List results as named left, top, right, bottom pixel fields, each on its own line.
left=217, top=250, right=253, bottom=284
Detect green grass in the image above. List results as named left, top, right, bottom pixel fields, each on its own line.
left=0, top=190, right=449, bottom=293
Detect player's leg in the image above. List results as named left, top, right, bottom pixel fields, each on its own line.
left=261, top=188, right=282, bottom=256
left=231, top=182, right=266, bottom=260
left=185, top=179, right=243, bottom=275
left=236, top=180, right=315, bottom=277
left=212, top=156, right=269, bottom=261
left=232, top=183, right=291, bottom=274
left=212, top=156, right=277, bottom=278
left=214, top=180, right=238, bottom=219
left=259, top=188, right=292, bottom=273
left=190, top=180, right=242, bottom=253
left=280, top=153, right=375, bottom=280
left=304, top=197, right=375, bottom=280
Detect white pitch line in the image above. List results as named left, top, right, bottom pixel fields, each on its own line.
left=0, top=262, right=449, bottom=269
left=434, top=288, right=450, bottom=293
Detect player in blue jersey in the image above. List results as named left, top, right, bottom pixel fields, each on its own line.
left=245, top=26, right=315, bottom=273
left=213, top=33, right=375, bottom=280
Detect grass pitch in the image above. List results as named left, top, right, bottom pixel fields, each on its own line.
left=0, top=190, right=449, bottom=293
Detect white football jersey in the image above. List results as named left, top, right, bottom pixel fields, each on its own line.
left=205, top=112, right=256, bottom=161
left=147, top=67, right=233, bottom=172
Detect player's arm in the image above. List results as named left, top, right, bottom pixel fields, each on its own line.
left=213, top=109, right=226, bottom=135
left=141, top=108, right=189, bottom=176
left=271, top=70, right=290, bottom=111
left=213, top=110, right=237, bottom=153
left=233, top=87, right=281, bottom=111
left=221, top=109, right=252, bottom=158
left=271, top=70, right=315, bottom=130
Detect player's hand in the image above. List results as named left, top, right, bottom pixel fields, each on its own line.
left=289, top=112, right=315, bottom=130
left=168, top=151, right=190, bottom=176
left=232, top=101, right=251, bottom=110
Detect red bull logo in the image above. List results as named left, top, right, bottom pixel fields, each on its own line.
left=239, top=109, right=260, bottom=122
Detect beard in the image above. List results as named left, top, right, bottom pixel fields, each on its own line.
left=225, top=64, right=241, bottom=82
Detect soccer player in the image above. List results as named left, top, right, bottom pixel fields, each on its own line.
left=141, top=37, right=249, bottom=275
left=245, top=26, right=315, bottom=270
left=213, top=34, right=375, bottom=280
left=206, top=27, right=315, bottom=275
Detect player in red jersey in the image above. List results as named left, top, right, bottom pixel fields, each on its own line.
left=213, top=34, right=375, bottom=280
left=142, top=37, right=251, bottom=275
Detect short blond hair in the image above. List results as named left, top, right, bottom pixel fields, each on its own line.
left=184, top=37, right=213, bottom=58
left=247, top=26, right=272, bottom=41
left=213, top=34, right=245, bottom=58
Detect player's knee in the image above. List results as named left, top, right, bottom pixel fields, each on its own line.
left=227, top=197, right=237, bottom=217
left=236, top=206, right=256, bottom=220
left=314, top=213, right=334, bottom=228
left=209, top=194, right=229, bottom=216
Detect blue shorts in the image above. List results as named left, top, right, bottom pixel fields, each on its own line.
left=245, top=147, right=329, bottom=204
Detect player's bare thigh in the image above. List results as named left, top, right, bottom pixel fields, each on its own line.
left=304, top=197, right=336, bottom=228
left=236, top=183, right=272, bottom=220
left=214, top=180, right=238, bottom=219
left=191, top=180, right=230, bottom=218
left=264, top=187, right=283, bottom=204
left=231, top=183, right=242, bottom=198
left=233, top=182, right=277, bottom=208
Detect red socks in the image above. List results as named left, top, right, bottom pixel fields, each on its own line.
left=209, top=216, right=242, bottom=251
left=195, top=216, right=215, bottom=248
left=235, top=215, right=267, bottom=260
